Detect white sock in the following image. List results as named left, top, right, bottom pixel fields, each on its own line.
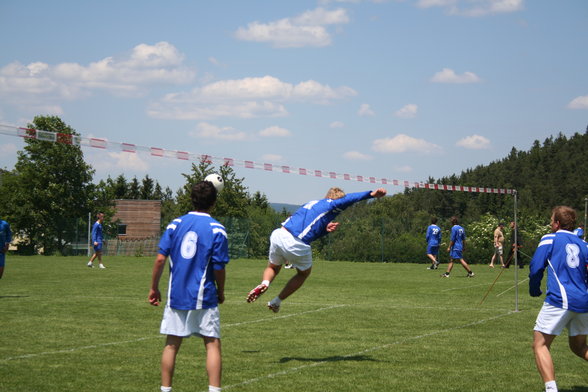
left=262, top=280, right=270, bottom=287
left=545, top=380, right=557, bottom=391
left=161, top=386, right=172, bottom=392
left=209, top=386, right=221, bottom=392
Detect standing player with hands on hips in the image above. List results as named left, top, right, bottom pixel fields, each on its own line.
left=149, top=180, right=229, bottom=392
left=529, top=206, right=588, bottom=392
left=247, top=187, right=387, bottom=313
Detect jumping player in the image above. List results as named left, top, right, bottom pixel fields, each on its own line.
left=426, top=217, right=442, bottom=270
left=441, top=216, right=474, bottom=278
left=246, top=187, right=387, bottom=312
left=529, top=206, right=588, bottom=392
left=149, top=181, right=229, bottom=392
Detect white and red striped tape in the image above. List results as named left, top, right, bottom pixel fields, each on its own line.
left=0, top=123, right=515, bottom=194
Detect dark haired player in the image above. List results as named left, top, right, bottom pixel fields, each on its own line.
left=149, top=181, right=229, bottom=392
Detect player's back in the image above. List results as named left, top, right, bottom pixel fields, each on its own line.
left=161, top=212, right=228, bottom=310
left=542, top=230, right=588, bottom=312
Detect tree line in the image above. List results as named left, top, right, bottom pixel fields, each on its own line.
left=0, top=115, right=586, bottom=262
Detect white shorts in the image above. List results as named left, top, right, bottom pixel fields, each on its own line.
left=269, top=228, right=312, bottom=271
left=160, top=305, right=221, bottom=338
left=534, top=302, right=588, bottom=336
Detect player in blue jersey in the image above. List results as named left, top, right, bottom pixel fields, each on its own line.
left=529, top=206, right=588, bottom=392
left=426, top=217, right=442, bottom=270
left=0, top=218, right=12, bottom=279
left=149, top=181, right=229, bottom=392
left=87, top=212, right=106, bottom=269
left=246, top=187, right=387, bottom=312
left=441, top=216, right=474, bottom=278
left=573, top=224, right=584, bottom=239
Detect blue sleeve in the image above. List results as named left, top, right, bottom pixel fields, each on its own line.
left=91, top=224, right=97, bottom=242
left=426, top=227, right=431, bottom=242
left=529, top=237, right=551, bottom=297
left=157, top=226, right=173, bottom=257
left=331, top=191, right=373, bottom=210
left=212, top=227, right=230, bottom=270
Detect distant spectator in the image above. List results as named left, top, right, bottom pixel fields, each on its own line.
left=504, top=221, right=523, bottom=268
left=489, top=222, right=505, bottom=268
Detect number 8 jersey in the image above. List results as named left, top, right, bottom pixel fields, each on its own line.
left=529, top=230, right=588, bottom=312
left=158, top=212, right=229, bottom=310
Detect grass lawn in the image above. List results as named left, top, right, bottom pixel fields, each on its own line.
left=1, top=255, right=587, bottom=392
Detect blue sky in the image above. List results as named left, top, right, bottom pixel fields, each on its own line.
left=0, top=0, right=587, bottom=205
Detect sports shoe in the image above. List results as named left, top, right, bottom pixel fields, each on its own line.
left=440, top=272, right=450, bottom=278
left=246, top=284, right=268, bottom=303
left=284, top=263, right=294, bottom=269
left=467, top=271, right=475, bottom=278
left=99, top=264, right=106, bottom=269
left=427, top=265, right=435, bottom=270
left=267, top=301, right=280, bottom=313
left=87, top=261, right=93, bottom=268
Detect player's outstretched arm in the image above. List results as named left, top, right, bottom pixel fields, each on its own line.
left=370, top=188, right=387, bottom=198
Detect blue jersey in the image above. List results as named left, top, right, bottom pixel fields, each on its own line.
left=529, top=230, right=588, bottom=312
left=282, top=191, right=373, bottom=245
left=91, top=221, right=103, bottom=243
left=450, top=225, right=466, bottom=251
left=158, top=212, right=229, bottom=310
left=426, top=224, right=441, bottom=246
left=574, top=227, right=584, bottom=238
left=0, top=220, right=12, bottom=245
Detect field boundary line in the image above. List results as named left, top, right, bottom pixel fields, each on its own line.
left=0, top=305, right=345, bottom=363
left=496, top=277, right=529, bottom=297
left=221, top=310, right=516, bottom=391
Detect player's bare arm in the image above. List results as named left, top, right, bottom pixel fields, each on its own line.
left=149, top=253, right=167, bottom=306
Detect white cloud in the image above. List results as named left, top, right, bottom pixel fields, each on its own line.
left=190, top=122, right=247, bottom=141
left=259, top=126, right=291, bottom=137
left=149, top=75, right=356, bottom=120
left=456, top=134, right=491, bottom=149
left=343, top=151, right=373, bottom=160
left=567, top=95, right=588, bottom=109
left=92, top=151, right=149, bottom=172
left=234, top=8, right=350, bottom=48
left=262, top=154, right=283, bottom=162
left=372, top=134, right=442, bottom=153
left=329, top=121, right=345, bottom=128
left=0, top=42, right=195, bottom=103
left=358, top=103, right=375, bottom=116
left=431, top=68, right=481, bottom=83
left=416, top=0, right=524, bottom=17
left=394, top=165, right=413, bottom=173
left=395, top=104, right=418, bottom=118
left=0, top=143, right=18, bottom=157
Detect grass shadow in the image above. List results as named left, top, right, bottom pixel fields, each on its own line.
left=279, top=354, right=378, bottom=364
left=561, top=387, right=588, bottom=392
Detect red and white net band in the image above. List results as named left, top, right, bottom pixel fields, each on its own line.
left=0, top=123, right=515, bottom=194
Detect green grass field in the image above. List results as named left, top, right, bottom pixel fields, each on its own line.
left=1, top=256, right=587, bottom=392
